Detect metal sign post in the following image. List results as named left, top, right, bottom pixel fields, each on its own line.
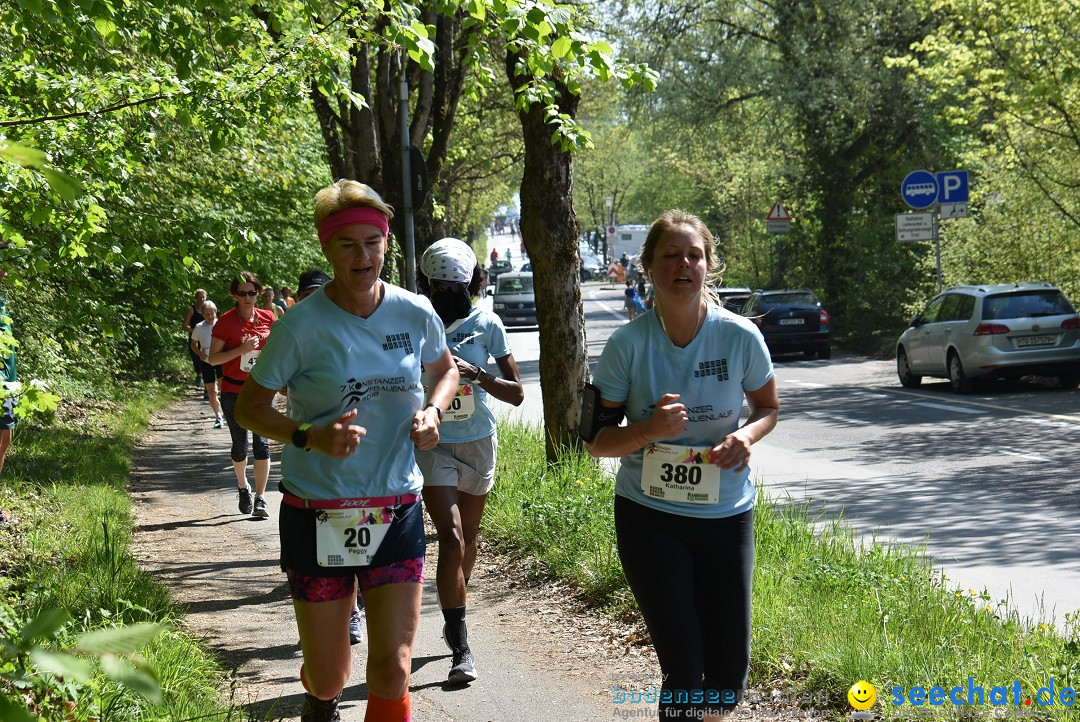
left=898, top=169, right=969, bottom=293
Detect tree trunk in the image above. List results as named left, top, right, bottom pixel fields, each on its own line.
left=505, top=52, right=587, bottom=461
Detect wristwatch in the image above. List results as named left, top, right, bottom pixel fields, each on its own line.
left=425, top=403, right=444, bottom=422
left=475, top=368, right=492, bottom=384
left=292, top=423, right=312, bottom=450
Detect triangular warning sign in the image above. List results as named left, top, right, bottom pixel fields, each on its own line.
left=766, top=201, right=791, bottom=221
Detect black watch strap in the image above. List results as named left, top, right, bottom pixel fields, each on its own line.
left=292, top=423, right=312, bottom=449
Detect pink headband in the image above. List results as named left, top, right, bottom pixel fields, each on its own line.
left=317, top=206, right=390, bottom=245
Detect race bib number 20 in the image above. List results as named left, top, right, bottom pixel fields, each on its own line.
left=640, top=442, right=721, bottom=504
left=315, top=508, right=392, bottom=567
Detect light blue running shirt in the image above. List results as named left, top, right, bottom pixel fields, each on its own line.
left=590, top=304, right=774, bottom=519
left=250, top=284, right=447, bottom=500
left=427, top=306, right=512, bottom=443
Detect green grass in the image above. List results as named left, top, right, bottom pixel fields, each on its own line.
left=486, top=421, right=1080, bottom=720
left=0, top=381, right=238, bottom=721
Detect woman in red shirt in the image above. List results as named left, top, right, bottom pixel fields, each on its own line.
left=208, top=270, right=277, bottom=519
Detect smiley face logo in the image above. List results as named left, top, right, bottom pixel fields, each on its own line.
left=848, top=680, right=876, bottom=710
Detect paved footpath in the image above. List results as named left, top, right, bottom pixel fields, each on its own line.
left=130, top=392, right=649, bottom=721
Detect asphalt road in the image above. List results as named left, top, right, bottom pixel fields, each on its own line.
left=496, top=279, right=1080, bottom=630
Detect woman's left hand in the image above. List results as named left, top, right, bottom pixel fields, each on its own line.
left=410, top=406, right=440, bottom=450
left=453, top=355, right=479, bottom=381
left=709, top=430, right=754, bottom=472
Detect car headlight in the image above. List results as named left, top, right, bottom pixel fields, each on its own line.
left=493, top=303, right=505, bottom=310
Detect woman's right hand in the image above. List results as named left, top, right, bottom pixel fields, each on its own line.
left=239, top=335, right=259, bottom=354
left=642, top=392, right=688, bottom=441
left=309, top=409, right=366, bottom=458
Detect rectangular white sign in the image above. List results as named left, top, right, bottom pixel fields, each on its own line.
left=896, top=212, right=934, bottom=242
left=767, top=220, right=791, bottom=234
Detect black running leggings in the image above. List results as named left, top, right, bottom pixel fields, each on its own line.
left=218, top=392, right=270, bottom=463
left=615, top=496, right=754, bottom=719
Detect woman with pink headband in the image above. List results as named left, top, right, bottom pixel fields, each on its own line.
left=235, top=179, right=459, bottom=722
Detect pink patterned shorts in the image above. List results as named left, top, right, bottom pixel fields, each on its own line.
left=285, top=556, right=425, bottom=602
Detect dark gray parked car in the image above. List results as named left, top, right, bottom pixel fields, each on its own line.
left=740, top=289, right=831, bottom=359
left=896, top=282, right=1080, bottom=392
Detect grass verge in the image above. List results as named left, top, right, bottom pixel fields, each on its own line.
left=0, top=381, right=237, bottom=721
left=486, top=420, right=1080, bottom=720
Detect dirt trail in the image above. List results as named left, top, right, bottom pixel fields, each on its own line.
left=130, top=392, right=657, bottom=721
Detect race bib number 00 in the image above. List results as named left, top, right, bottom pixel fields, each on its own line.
left=445, top=384, right=475, bottom=422
left=239, top=348, right=261, bottom=373
left=641, top=442, right=721, bottom=504
left=315, top=508, right=392, bottom=567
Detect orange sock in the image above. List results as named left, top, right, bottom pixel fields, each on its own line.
left=365, top=691, right=410, bottom=721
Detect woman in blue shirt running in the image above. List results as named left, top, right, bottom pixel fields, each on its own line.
left=235, top=180, right=458, bottom=722
left=588, top=210, right=779, bottom=721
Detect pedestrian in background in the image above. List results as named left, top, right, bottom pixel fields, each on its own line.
left=182, top=289, right=207, bottom=389
left=417, top=238, right=524, bottom=684
left=0, top=268, right=16, bottom=479
left=296, top=269, right=332, bottom=302
left=586, top=210, right=779, bottom=721
left=208, top=270, right=277, bottom=520
left=189, top=300, right=224, bottom=428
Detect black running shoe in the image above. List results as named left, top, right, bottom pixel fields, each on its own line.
left=448, top=645, right=478, bottom=684
left=300, top=692, right=340, bottom=722
left=251, top=495, right=269, bottom=519
left=348, top=606, right=365, bottom=645
left=237, top=486, right=253, bottom=515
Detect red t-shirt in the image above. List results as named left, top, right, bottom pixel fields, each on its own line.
left=212, top=307, right=277, bottom=393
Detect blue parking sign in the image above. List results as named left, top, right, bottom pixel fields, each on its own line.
left=936, top=170, right=968, bottom=204
left=902, top=170, right=937, bottom=209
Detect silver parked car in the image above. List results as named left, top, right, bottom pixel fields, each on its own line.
left=896, top=282, right=1080, bottom=392
left=493, top=272, right=537, bottom=327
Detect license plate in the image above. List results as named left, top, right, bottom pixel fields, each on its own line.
left=778, top=318, right=805, bottom=326
left=1016, top=335, right=1055, bottom=347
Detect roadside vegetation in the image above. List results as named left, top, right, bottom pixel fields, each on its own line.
left=486, top=421, right=1080, bottom=721
left=0, top=379, right=236, bottom=721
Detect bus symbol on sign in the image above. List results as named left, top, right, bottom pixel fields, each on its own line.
left=902, top=170, right=937, bottom=209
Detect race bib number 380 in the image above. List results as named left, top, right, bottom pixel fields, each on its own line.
left=445, top=384, right=475, bottom=422
left=315, top=508, right=392, bottom=567
left=641, top=442, right=721, bottom=504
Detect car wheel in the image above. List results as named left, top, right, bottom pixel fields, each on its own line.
left=1059, top=372, right=1080, bottom=389
left=947, top=351, right=973, bottom=393
left=897, top=348, right=921, bottom=388
left=817, top=346, right=831, bottom=360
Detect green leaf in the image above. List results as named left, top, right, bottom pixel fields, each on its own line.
left=0, top=142, right=47, bottom=169
left=551, top=36, right=571, bottom=59
left=0, top=695, right=37, bottom=722
left=101, top=655, right=163, bottom=702
left=467, top=0, right=486, bottom=21
left=75, top=622, right=165, bottom=655
left=94, top=17, right=117, bottom=39
left=30, top=648, right=94, bottom=682
left=42, top=168, right=83, bottom=202
left=17, top=608, right=70, bottom=644
left=209, top=131, right=227, bottom=152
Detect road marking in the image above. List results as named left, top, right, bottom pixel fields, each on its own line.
left=587, top=288, right=631, bottom=322
left=804, top=410, right=862, bottom=425
left=884, top=387, right=1080, bottom=424
left=912, top=401, right=985, bottom=414
left=786, top=380, right=826, bottom=388
left=988, top=446, right=1050, bottom=463
left=1025, top=417, right=1080, bottom=433
left=852, top=391, right=889, bottom=399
